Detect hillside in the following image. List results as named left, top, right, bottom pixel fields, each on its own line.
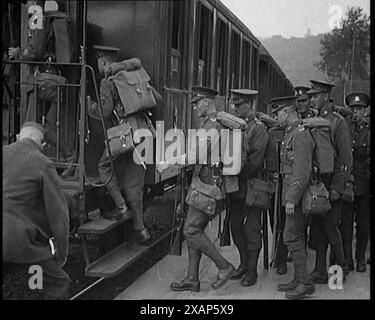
left=260, top=34, right=327, bottom=87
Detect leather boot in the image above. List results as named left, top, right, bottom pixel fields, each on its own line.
left=276, top=265, right=287, bottom=275
left=356, top=259, right=366, bottom=273
left=277, top=278, right=298, bottom=292
left=170, top=277, right=200, bottom=292
left=211, top=264, right=235, bottom=290
left=285, top=282, right=315, bottom=300
left=229, top=264, right=248, bottom=280
left=347, top=260, right=354, bottom=271
left=308, top=270, right=328, bottom=284
left=241, top=250, right=260, bottom=287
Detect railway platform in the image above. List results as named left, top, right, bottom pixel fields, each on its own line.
left=115, top=215, right=370, bottom=300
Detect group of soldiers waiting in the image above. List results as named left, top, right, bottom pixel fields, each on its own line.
left=167, top=81, right=370, bottom=300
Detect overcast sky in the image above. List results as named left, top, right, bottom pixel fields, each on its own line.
left=221, top=0, right=370, bottom=38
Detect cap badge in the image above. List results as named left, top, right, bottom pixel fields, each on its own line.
left=355, top=96, right=360, bottom=102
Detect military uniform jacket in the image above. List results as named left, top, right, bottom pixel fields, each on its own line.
left=280, top=120, right=314, bottom=206
left=351, top=119, right=370, bottom=195
left=320, top=108, right=353, bottom=193
left=233, top=116, right=269, bottom=198
left=89, top=66, right=162, bottom=130
left=195, top=113, right=224, bottom=186
left=3, top=139, right=69, bottom=263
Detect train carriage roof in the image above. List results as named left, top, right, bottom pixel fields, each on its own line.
left=208, top=0, right=261, bottom=47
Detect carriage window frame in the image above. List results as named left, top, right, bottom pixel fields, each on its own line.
left=169, top=0, right=185, bottom=89
left=241, top=38, right=251, bottom=89
left=230, top=27, right=241, bottom=89
left=251, top=45, right=259, bottom=90
left=216, top=16, right=229, bottom=95
left=195, top=2, right=213, bottom=87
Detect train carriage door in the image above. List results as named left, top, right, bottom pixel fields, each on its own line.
left=194, top=2, right=213, bottom=87
left=241, top=39, right=251, bottom=89
left=229, top=29, right=240, bottom=91
left=251, top=45, right=259, bottom=91
left=169, top=0, right=185, bottom=89
left=215, top=16, right=228, bottom=111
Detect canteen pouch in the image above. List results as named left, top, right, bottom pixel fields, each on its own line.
left=111, top=67, right=157, bottom=116
left=245, top=178, right=274, bottom=209
left=35, top=72, right=66, bottom=102
left=105, top=118, right=134, bottom=158
left=224, top=176, right=239, bottom=193
left=302, top=182, right=331, bottom=216
left=186, top=168, right=224, bottom=216
left=341, top=175, right=354, bottom=202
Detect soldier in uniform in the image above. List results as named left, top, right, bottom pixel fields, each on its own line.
left=88, top=45, right=161, bottom=243
left=343, top=92, right=370, bottom=272
left=170, top=86, right=235, bottom=292
left=226, top=89, right=269, bottom=286
left=307, top=80, right=352, bottom=283
left=271, top=96, right=315, bottom=299
left=295, top=86, right=317, bottom=119
left=3, top=122, right=70, bottom=299
left=266, top=114, right=289, bottom=275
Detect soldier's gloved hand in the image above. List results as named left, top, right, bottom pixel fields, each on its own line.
left=156, top=161, right=170, bottom=174
left=329, top=189, right=340, bottom=202
left=8, top=47, right=20, bottom=60
left=285, top=202, right=295, bottom=216
left=55, top=246, right=68, bottom=267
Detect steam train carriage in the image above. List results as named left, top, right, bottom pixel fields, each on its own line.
left=3, top=0, right=293, bottom=278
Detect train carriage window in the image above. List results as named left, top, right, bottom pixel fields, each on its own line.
left=216, top=18, right=228, bottom=95
left=251, top=46, right=259, bottom=89
left=230, top=30, right=241, bottom=89
left=195, top=3, right=213, bottom=86
left=241, top=40, right=251, bottom=88
left=170, top=0, right=184, bottom=88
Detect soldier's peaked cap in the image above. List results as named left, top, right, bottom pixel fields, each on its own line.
left=307, top=80, right=335, bottom=95
left=94, top=45, right=120, bottom=59
left=270, top=96, right=298, bottom=114
left=230, top=89, right=258, bottom=105
left=191, top=86, right=218, bottom=103
left=345, top=92, right=370, bottom=108
left=295, top=86, right=310, bottom=96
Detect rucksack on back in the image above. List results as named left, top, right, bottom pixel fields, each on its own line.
left=111, top=64, right=157, bottom=116
left=216, top=111, right=246, bottom=176
left=302, top=117, right=335, bottom=174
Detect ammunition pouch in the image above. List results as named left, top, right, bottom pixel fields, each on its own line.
left=105, top=118, right=134, bottom=158
left=186, top=167, right=224, bottom=216
left=245, top=177, right=274, bottom=209
left=35, top=72, right=66, bottom=102
left=302, top=182, right=331, bottom=216
left=224, top=176, right=239, bottom=193
left=341, top=175, right=354, bottom=202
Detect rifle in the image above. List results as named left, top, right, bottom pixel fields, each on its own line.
left=3, top=3, right=17, bottom=144
left=270, top=140, right=281, bottom=267
left=169, top=163, right=187, bottom=255
left=219, top=197, right=231, bottom=247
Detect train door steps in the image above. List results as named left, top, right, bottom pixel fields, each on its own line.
left=78, top=216, right=128, bottom=235
left=85, top=242, right=148, bottom=278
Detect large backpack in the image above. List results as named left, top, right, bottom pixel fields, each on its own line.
left=215, top=111, right=246, bottom=176
left=302, top=117, right=335, bottom=174
left=110, top=62, right=157, bottom=116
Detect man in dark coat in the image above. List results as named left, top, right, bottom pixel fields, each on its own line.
left=227, top=89, right=269, bottom=286
left=3, top=122, right=70, bottom=299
